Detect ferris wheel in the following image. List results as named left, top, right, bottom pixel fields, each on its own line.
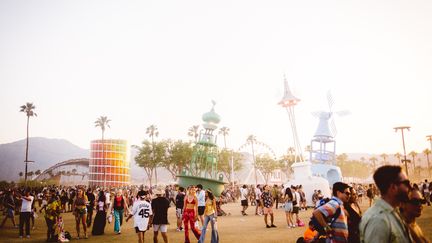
left=237, top=135, right=277, bottom=161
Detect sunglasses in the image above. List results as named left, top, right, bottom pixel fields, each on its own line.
left=408, top=198, right=426, bottom=206
left=395, top=180, right=411, bottom=188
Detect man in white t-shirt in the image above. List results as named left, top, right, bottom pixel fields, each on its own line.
left=126, top=190, right=153, bottom=243
left=19, top=188, right=34, bottom=238
left=255, top=185, right=263, bottom=215
left=240, top=185, right=249, bottom=216
left=196, top=184, right=205, bottom=226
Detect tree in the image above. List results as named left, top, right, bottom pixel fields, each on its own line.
left=395, top=152, right=402, bottom=164
left=246, top=135, right=258, bottom=185
left=278, top=151, right=296, bottom=178
left=72, top=168, right=77, bottom=174
left=187, top=125, right=200, bottom=143
left=26, top=171, right=34, bottom=180
left=423, top=148, right=431, bottom=178
left=380, top=153, right=388, bottom=165
left=35, top=170, right=41, bottom=178
left=146, top=125, right=159, bottom=185
left=95, top=116, right=111, bottom=188
left=162, top=140, right=193, bottom=181
left=409, top=151, right=417, bottom=175
left=217, top=148, right=243, bottom=183
left=19, top=172, right=23, bottom=179
left=218, top=127, right=230, bottom=149
left=20, top=102, right=37, bottom=185
left=255, top=154, right=279, bottom=184
left=369, top=157, right=378, bottom=171
left=134, top=140, right=165, bottom=187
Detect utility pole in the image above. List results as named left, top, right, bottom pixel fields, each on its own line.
left=394, top=126, right=411, bottom=176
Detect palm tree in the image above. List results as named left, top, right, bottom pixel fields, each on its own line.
left=19, top=172, right=23, bottom=180
left=146, top=125, right=159, bottom=185
left=395, top=152, right=402, bottom=164
left=187, top=125, right=200, bottom=143
left=246, top=135, right=258, bottom=185
left=380, top=153, right=388, bottom=165
left=218, top=127, right=230, bottom=149
left=95, top=116, right=111, bottom=188
left=409, top=151, right=417, bottom=175
left=20, top=102, right=37, bottom=185
left=423, top=148, right=431, bottom=178
left=369, top=157, right=378, bottom=171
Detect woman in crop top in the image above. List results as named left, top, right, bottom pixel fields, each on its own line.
left=73, top=188, right=88, bottom=239
left=182, top=186, right=201, bottom=243
left=198, top=189, right=218, bottom=243
left=108, top=189, right=129, bottom=234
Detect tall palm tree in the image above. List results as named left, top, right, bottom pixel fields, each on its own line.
left=380, top=153, right=388, bottom=165
left=19, top=172, right=23, bottom=180
left=423, top=148, right=431, bottom=178
left=369, top=157, right=378, bottom=171
left=395, top=152, right=402, bottom=164
left=218, top=126, right=230, bottom=149
left=95, top=116, right=111, bottom=188
left=146, top=125, right=159, bottom=185
left=187, top=125, right=200, bottom=143
left=246, top=135, right=258, bottom=185
left=20, top=102, right=37, bottom=185
left=409, top=151, right=417, bottom=175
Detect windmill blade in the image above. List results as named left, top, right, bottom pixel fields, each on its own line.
left=330, top=117, right=337, bottom=137
left=311, top=111, right=327, bottom=118
left=335, top=110, right=351, bottom=117
left=327, top=90, right=334, bottom=112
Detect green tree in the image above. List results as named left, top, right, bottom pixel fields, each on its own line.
left=218, top=127, right=230, bottom=149
left=162, top=140, right=193, bottom=181
left=246, top=135, right=258, bottom=185
left=19, top=172, right=23, bottom=179
left=255, top=154, right=279, bottom=184
left=72, top=168, right=77, bottom=174
left=146, top=125, right=159, bottom=185
left=95, top=116, right=111, bottom=188
left=35, top=169, right=41, bottom=176
left=394, top=152, right=402, bottom=164
left=278, top=148, right=296, bottom=178
left=187, top=125, right=200, bottom=143
left=20, top=102, right=37, bottom=185
left=409, top=151, right=417, bottom=175
left=134, top=140, right=165, bottom=186
left=423, top=148, right=431, bottom=178
left=217, top=148, right=243, bottom=183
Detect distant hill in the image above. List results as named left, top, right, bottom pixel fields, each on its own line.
left=0, top=137, right=89, bottom=182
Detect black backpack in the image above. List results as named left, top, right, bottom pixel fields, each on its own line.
left=310, top=198, right=342, bottom=236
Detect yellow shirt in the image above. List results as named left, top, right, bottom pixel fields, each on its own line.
left=204, top=199, right=215, bottom=216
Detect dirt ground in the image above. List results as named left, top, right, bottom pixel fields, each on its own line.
left=1, top=199, right=431, bottom=243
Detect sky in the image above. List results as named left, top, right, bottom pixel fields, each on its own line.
left=1, top=0, right=431, bottom=158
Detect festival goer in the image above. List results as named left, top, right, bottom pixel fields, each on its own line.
left=175, top=187, right=186, bottom=231
left=126, top=190, right=153, bottom=243
left=0, top=190, right=17, bottom=228
left=272, top=185, right=280, bottom=209
left=108, top=189, right=129, bottom=234
left=366, top=184, right=375, bottom=207
left=198, top=189, right=218, bottom=243
left=284, top=185, right=295, bottom=228
left=40, top=190, right=60, bottom=242
left=92, top=190, right=107, bottom=235
left=255, top=185, right=262, bottom=215
left=182, top=186, right=201, bottom=243
left=312, top=182, right=350, bottom=243
left=359, top=165, right=413, bottom=243
left=86, top=188, right=96, bottom=227
left=292, top=186, right=301, bottom=226
left=400, top=187, right=430, bottom=243
left=303, top=221, right=318, bottom=243
left=18, top=188, right=34, bottom=239
left=344, top=186, right=362, bottom=243
left=240, top=185, right=249, bottom=216
left=196, top=184, right=205, bottom=227
left=152, top=185, right=170, bottom=243
left=72, top=188, right=88, bottom=239
left=261, top=185, right=276, bottom=228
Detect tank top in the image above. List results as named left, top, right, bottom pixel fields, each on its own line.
left=204, top=199, right=215, bottom=216
left=114, top=196, right=124, bottom=210
left=185, top=196, right=196, bottom=210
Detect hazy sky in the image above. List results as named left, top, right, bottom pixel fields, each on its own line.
left=1, top=0, right=431, bottom=158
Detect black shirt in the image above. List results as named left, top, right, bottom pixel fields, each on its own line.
left=151, top=197, right=170, bottom=224
left=175, top=193, right=185, bottom=209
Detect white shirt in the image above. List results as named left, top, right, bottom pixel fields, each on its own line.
left=293, top=191, right=300, bottom=206
left=255, top=188, right=262, bottom=199
left=21, top=195, right=34, bottom=212
left=131, top=199, right=153, bottom=231
left=197, top=190, right=205, bottom=207
left=105, top=192, right=111, bottom=205
left=240, top=188, right=248, bottom=201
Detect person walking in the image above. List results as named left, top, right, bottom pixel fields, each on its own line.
left=92, top=191, right=107, bottom=235
left=400, top=187, right=429, bottom=243
left=72, top=188, right=88, bottom=239
left=18, top=188, right=34, bottom=239
left=175, top=187, right=186, bottom=231
left=152, top=185, right=170, bottom=243
left=196, top=184, right=205, bottom=226
left=255, top=185, right=262, bottom=215
left=40, top=190, right=61, bottom=242
left=108, top=189, right=129, bottom=234
left=261, top=185, right=277, bottom=228
left=86, top=188, right=96, bottom=227
left=359, top=165, right=413, bottom=243
left=0, top=190, right=17, bottom=228
left=283, top=185, right=295, bottom=228
left=312, top=182, right=350, bottom=243
left=198, top=189, right=219, bottom=243
left=240, top=185, right=249, bottom=216
left=182, top=186, right=201, bottom=243
left=344, top=187, right=362, bottom=243
left=126, top=190, right=153, bottom=243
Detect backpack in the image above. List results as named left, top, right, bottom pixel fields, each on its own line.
left=310, top=198, right=342, bottom=236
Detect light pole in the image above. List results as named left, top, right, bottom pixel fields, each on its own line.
left=394, top=126, right=410, bottom=176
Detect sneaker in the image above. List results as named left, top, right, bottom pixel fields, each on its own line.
left=266, top=225, right=271, bottom=228
left=176, top=228, right=180, bottom=232
left=19, top=236, right=23, bottom=239
left=26, top=235, right=30, bottom=239
left=271, top=224, right=277, bottom=228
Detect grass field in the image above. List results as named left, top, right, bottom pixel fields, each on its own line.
left=1, top=200, right=431, bottom=243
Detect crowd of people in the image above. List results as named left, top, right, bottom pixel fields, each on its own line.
left=0, top=165, right=431, bottom=243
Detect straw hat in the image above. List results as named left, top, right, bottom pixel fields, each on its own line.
left=153, top=185, right=165, bottom=195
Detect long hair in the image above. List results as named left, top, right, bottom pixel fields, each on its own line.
left=206, top=189, right=215, bottom=201
left=98, top=191, right=106, bottom=203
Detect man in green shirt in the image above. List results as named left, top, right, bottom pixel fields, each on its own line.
left=359, top=165, right=413, bottom=243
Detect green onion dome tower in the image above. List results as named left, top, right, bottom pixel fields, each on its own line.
left=177, top=101, right=225, bottom=196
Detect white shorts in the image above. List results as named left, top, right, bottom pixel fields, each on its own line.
left=153, top=224, right=168, bottom=233
left=176, top=208, right=183, bottom=218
